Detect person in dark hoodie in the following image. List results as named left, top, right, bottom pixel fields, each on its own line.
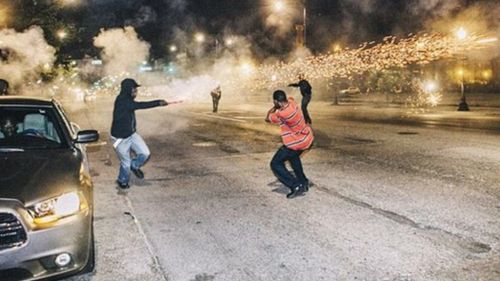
left=111, top=78, right=169, bottom=189
left=288, top=74, right=312, bottom=124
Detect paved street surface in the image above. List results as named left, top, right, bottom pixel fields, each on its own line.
left=64, top=97, right=499, bottom=281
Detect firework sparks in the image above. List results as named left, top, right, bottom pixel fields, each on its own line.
left=253, top=32, right=495, bottom=90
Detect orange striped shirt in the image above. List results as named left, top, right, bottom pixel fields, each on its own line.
left=269, top=97, right=314, bottom=150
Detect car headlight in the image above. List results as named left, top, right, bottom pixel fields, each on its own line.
left=29, top=192, right=87, bottom=224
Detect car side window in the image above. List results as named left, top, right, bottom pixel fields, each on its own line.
left=0, top=107, right=67, bottom=149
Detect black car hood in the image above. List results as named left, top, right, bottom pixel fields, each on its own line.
left=0, top=150, right=82, bottom=206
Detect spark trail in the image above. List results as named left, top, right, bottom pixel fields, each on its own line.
left=255, top=33, right=497, bottom=89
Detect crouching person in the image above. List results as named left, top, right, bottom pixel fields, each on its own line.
left=265, top=90, right=314, bottom=199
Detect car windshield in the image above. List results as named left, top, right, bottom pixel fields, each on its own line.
left=0, top=106, right=67, bottom=150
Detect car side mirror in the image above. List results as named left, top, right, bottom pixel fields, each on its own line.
left=75, top=130, right=99, bottom=143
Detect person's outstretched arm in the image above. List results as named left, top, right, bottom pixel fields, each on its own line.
left=130, top=99, right=168, bottom=110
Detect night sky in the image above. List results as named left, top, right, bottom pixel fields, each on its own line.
left=4, top=0, right=496, bottom=59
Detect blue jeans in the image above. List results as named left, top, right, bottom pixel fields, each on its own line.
left=113, top=133, right=150, bottom=184
left=270, top=145, right=308, bottom=190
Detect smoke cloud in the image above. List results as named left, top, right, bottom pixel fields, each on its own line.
left=261, top=0, right=302, bottom=37
left=411, top=0, right=464, bottom=18
left=145, top=35, right=257, bottom=103
left=0, top=26, right=56, bottom=87
left=342, top=0, right=463, bottom=17
left=93, top=26, right=150, bottom=76
left=168, top=0, right=188, bottom=12
left=343, top=0, right=377, bottom=14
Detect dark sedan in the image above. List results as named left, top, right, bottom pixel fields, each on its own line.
left=0, top=97, right=99, bottom=281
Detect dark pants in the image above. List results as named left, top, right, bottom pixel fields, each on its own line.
left=301, top=94, right=312, bottom=124
left=212, top=97, right=220, bottom=113
left=270, top=145, right=308, bottom=190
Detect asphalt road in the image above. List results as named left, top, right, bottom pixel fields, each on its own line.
left=64, top=98, right=500, bottom=281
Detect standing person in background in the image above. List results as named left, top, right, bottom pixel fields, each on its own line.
left=265, top=90, right=314, bottom=199
left=0, top=79, right=9, bottom=96
left=210, top=85, right=222, bottom=113
left=288, top=74, right=312, bottom=124
left=111, top=78, right=170, bottom=189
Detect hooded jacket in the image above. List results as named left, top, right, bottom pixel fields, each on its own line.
left=111, top=89, right=164, bottom=138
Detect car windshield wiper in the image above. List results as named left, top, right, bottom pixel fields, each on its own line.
left=0, top=147, right=25, bottom=152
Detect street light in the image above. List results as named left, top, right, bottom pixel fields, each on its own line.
left=269, top=0, right=307, bottom=47
left=57, top=0, right=80, bottom=7
left=332, top=43, right=342, bottom=53
left=225, top=37, right=235, bottom=47
left=482, top=69, right=492, bottom=81
left=273, top=1, right=286, bottom=12
left=169, top=45, right=178, bottom=53
left=57, top=29, right=68, bottom=41
left=455, top=26, right=469, bottom=111
left=194, top=32, right=205, bottom=44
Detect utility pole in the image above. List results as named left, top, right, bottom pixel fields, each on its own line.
left=303, top=3, right=307, bottom=47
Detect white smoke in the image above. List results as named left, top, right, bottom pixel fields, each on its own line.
left=93, top=26, right=150, bottom=76
left=149, top=74, right=218, bottom=102
left=168, top=0, right=188, bottom=12
left=344, top=0, right=377, bottom=13
left=263, top=1, right=302, bottom=37
left=411, top=0, right=463, bottom=17
left=0, top=26, right=56, bottom=86
left=142, top=35, right=258, bottom=103
left=342, top=0, right=463, bottom=17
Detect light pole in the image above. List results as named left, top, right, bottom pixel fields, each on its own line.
left=455, top=27, right=469, bottom=111
left=271, top=0, right=307, bottom=47
left=302, top=0, right=307, bottom=47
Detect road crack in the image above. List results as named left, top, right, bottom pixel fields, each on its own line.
left=316, top=185, right=492, bottom=254
left=122, top=195, right=171, bottom=281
